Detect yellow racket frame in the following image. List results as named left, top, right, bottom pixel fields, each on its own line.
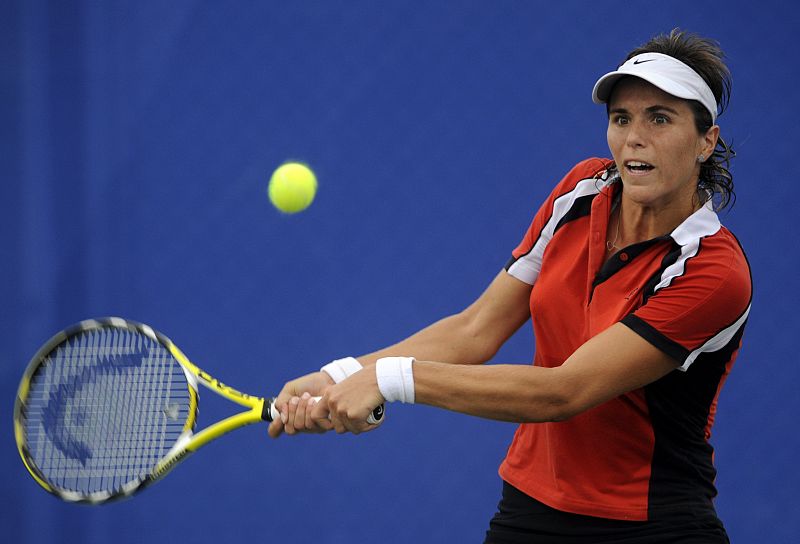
left=152, top=341, right=268, bottom=478
left=14, top=318, right=273, bottom=503
left=15, top=317, right=380, bottom=504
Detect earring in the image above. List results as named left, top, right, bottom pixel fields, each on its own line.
left=697, top=154, right=705, bottom=162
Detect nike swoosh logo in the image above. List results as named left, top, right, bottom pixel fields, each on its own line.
left=633, top=59, right=656, bottom=64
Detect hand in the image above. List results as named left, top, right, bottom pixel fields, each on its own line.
left=267, top=371, right=335, bottom=438
left=313, top=366, right=386, bottom=435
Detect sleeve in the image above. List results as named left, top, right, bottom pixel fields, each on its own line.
left=505, top=158, right=613, bottom=285
left=621, top=233, right=752, bottom=371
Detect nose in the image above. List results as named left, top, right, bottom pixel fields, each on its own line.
left=625, top=120, right=647, bottom=149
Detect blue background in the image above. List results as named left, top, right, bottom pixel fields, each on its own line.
left=2, top=1, right=798, bottom=542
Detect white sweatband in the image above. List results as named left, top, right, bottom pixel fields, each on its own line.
left=320, top=357, right=363, bottom=384
left=375, top=357, right=415, bottom=404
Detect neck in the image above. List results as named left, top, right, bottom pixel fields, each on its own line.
left=613, top=193, right=701, bottom=248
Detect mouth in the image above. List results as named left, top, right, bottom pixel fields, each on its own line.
left=624, top=160, right=655, bottom=175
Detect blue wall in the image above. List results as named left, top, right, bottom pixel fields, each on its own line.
left=2, top=1, right=798, bottom=542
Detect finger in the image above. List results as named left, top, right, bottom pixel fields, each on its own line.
left=332, top=416, right=348, bottom=434
left=303, top=396, right=315, bottom=430
left=264, top=397, right=289, bottom=437
left=304, top=397, right=327, bottom=432
left=346, top=404, right=382, bottom=434
left=267, top=418, right=284, bottom=439
left=284, top=396, right=301, bottom=435
left=340, top=409, right=366, bottom=435
left=291, top=392, right=312, bottom=431
left=329, top=403, right=363, bottom=435
left=309, top=397, right=334, bottom=432
left=326, top=399, right=348, bottom=434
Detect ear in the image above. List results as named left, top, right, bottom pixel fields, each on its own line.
left=700, top=125, right=720, bottom=159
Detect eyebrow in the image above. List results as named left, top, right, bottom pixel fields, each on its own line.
left=608, top=104, right=682, bottom=116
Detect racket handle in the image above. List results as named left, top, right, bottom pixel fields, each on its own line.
left=264, top=397, right=385, bottom=426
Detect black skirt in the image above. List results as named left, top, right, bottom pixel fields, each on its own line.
left=484, top=482, right=729, bottom=544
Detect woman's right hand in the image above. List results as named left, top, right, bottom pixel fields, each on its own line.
left=267, top=371, right=335, bottom=438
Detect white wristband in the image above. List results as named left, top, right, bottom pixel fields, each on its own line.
left=320, top=357, right=363, bottom=384
left=375, top=357, right=415, bottom=404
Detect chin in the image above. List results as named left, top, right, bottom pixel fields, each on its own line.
left=619, top=180, right=664, bottom=206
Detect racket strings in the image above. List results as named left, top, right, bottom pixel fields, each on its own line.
left=22, top=327, right=192, bottom=496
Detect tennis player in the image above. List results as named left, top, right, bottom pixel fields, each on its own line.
left=269, top=29, right=750, bottom=543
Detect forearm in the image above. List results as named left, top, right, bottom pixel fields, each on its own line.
left=321, top=322, right=679, bottom=434
left=356, top=271, right=531, bottom=368
left=412, top=360, right=570, bottom=423
left=408, top=323, right=679, bottom=424
left=357, top=313, right=499, bottom=368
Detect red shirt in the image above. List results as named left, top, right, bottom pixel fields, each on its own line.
left=500, top=158, right=752, bottom=521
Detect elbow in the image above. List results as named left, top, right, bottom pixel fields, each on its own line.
left=547, top=401, right=582, bottom=422
left=523, top=372, right=587, bottom=423
left=551, top=381, right=588, bottom=421
left=458, top=314, right=505, bottom=365
left=533, top=396, right=577, bottom=423
left=472, top=344, right=502, bottom=366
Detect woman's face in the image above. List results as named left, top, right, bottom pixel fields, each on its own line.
left=606, top=77, right=718, bottom=211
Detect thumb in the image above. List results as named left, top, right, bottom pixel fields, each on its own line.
left=267, top=418, right=284, bottom=439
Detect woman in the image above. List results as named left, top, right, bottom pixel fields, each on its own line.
left=268, top=30, right=751, bottom=542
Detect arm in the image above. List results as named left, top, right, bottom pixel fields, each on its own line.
left=357, top=270, right=533, bottom=367
left=267, top=270, right=532, bottom=437
left=402, top=229, right=752, bottom=427
left=321, top=321, right=678, bottom=433
left=412, top=321, right=677, bottom=422
left=270, top=161, right=606, bottom=436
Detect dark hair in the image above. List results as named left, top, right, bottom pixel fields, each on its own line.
left=614, top=29, right=736, bottom=210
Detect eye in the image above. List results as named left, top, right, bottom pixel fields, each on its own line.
left=652, top=114, right=669, bottom=125
left=611, top=115, right=629, bottom=126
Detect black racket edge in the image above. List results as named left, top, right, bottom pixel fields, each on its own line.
left=13, top=317, right=190, bottom=504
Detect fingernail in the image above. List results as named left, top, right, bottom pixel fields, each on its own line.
left=301, top=392, right=311, bottom=400
left=290, top=397, right=300, bottom=405
left=280, top=411, right=287, bottom=424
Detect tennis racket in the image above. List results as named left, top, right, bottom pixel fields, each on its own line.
left=14, top=317, right=384, bottom=504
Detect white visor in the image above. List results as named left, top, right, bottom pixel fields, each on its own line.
left=592, top=52, right=718, bottom=123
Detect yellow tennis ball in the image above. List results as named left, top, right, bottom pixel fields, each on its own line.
left=268, top=162, right=318, bottom=213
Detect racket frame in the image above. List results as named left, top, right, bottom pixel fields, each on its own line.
left=14, top=317, right=268, bottom=504
left=15, top=317, right=382, bottom=504
left=153, top=339, right=267, bottom=477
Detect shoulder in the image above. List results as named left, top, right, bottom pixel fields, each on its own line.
left=687, top=225, right=752, bottom=306
left=571, top=157, right=615, bottom=178
left=637, top=221, right=751, bottom=347
left=666, top=205, right=751, bottom=291
left=551, top=158, right=614, bottom=194
left=674, top=215, right=750, bottom=288
left=507, top=158, right=614, bottom=283
left=625, top=225, right=752, bottom=365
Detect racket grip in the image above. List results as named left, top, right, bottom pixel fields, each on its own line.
left=264, top=397, right=385, bottom=426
